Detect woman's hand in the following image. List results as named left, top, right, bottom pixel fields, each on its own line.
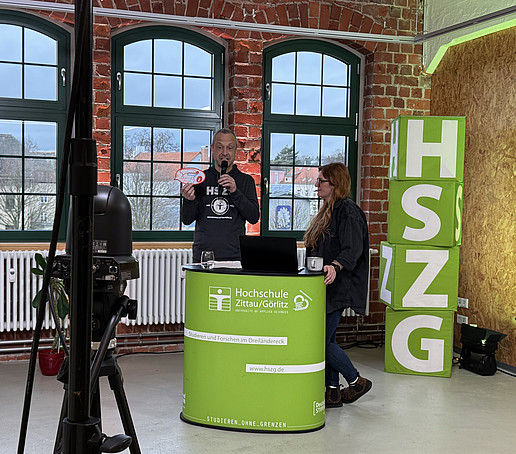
left=323, top=264, right=337, bottom=285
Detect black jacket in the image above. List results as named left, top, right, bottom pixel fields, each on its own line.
left=306, top=198, right=369, bottom=314
left=181, top=165, right=260, bottom=262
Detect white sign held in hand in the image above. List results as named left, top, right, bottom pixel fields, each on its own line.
left=174, top=168, right=206, bottom=185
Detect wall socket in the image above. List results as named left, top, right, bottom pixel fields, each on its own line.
left=457, top=297, right=469, bottom=308
left=457, top=314, right=468, bottom=325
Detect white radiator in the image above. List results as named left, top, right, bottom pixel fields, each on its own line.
left=124, top=249, right=192, bottom=326
left=0, top=248, right=192, bottom=332
left=0, top=250, right=63, bottom=332
left=1, top=247, right=373, bottom=332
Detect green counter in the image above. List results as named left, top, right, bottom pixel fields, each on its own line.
left=181, top=266, right=326, bottom=432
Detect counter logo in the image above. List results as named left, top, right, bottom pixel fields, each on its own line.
left=293, top=290, right=311, bottom=311
left=209, top=286, right=231, bottom=311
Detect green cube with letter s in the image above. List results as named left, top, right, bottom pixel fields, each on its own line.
left=387, top=180, right=463, bottom=247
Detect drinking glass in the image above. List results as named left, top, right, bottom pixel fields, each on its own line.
left=200, top=251, right=215, bottom=269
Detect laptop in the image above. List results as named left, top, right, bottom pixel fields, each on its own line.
left=239, top=235, right=301, bottom=274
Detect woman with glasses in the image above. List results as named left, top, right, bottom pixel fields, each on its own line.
left=304, top=162, right=372, bottom=407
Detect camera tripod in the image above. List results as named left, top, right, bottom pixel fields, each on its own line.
left=53, top=295, right=141, bottom=454
left=16, top=1, right=143, bottom=451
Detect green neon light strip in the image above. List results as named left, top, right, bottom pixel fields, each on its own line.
left=426, top=19, right=516, bottom=74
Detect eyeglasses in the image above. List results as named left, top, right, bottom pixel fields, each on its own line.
left=316, top=178, right=330, bottom=185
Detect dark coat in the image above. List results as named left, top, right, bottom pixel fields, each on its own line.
left=307, top=198, right=369, bottom=314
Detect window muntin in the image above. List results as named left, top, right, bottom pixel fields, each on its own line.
left=267, top=132, right=350, bottom=232
left=270, top=51, right=350, bottom=118
left=0, top=11, right=68, bottom=240
left=0, top=24, right=58, bottom=101
left=122, top=39, right=213, bottom=110
left=263, top=41, right=361, bottom=238
left=122, top=125, right=211, bottom=232
left=0, top=118, right=57, bottom=231
left=113, top=27, right=224, bottom=241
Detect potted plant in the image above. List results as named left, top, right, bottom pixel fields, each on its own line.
left=31, top=253, right=69, bottom=376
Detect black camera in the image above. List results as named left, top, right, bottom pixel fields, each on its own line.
left=52, top=185, right=139, bottom=342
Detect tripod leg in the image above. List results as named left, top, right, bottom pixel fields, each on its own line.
left=53, top=389, right=68, bottom=454
left=107, top=371, right=141, bottom=454
left=90, top=379, right=103, bottom=432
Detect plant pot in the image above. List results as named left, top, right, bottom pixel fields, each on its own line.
left=39, top=348, right=65, bottom=376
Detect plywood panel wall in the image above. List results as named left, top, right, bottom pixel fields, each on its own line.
left=431, top=27, right=516, bottom=367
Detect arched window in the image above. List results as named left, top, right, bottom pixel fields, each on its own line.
left=262, top=40, right=362, bottom=238
left=111, top=27, right=225, bottom=241
left=0, top=11, right=70, bottom=240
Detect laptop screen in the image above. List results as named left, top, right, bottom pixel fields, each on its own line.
left=239, top=235, right=300, bottom=274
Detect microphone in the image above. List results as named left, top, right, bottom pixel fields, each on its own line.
left=219, top=160, right=228, bottom=195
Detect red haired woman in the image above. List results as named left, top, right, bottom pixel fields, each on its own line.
left=305, top=162, right=372, bottom=407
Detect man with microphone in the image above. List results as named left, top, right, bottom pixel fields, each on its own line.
left=180, top=128, right=260, bottom=262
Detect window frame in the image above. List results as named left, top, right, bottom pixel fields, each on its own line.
left=111, top=26, right=225, bottom=241
left=261, top=39, right=362, bottom=239
left=0, top=10, right=70, bottom=241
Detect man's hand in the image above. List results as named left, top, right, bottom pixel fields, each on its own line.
left=218, top=174, right=237, bottom=193
left=181, top=183, right=196, bottom=201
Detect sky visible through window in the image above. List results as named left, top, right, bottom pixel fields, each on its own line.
left=0, top=24, right=58, bottom=101
left=123, top=39, right=213, bottom=110
left=271, top=51, right=349, bottom=117
left=265, top=47, right=357, bottom=234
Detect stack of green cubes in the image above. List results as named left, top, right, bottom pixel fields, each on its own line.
left=380, top=116, right=465, bottom=377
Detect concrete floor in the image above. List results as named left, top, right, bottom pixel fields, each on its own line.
left=2, top=346, right=515, bottom=454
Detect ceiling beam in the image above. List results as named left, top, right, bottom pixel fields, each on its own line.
left=0, top=0, right=414, bottom=43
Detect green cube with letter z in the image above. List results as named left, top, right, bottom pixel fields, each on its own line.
left=379, top=241, right=459, bottom=311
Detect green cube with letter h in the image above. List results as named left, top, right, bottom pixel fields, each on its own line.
left=389, top=115, right=465, bottom=182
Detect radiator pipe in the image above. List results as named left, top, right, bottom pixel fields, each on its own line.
left=0, top=338, right=55, bottom=346
left=0, top=339, right=184, bottom=355
left=0, top=330, right=184, bottom=348
left=1, top=324, right=386, bottom=355
left=0, top=324, right=383, bottom=346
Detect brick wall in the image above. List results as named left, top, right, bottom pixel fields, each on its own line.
left=16, top=0, right=431, bottom=350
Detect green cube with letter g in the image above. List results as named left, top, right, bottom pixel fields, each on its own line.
left=379, top=241, right=459, bottom=311
left=385, top=307, right=454, bottom=377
